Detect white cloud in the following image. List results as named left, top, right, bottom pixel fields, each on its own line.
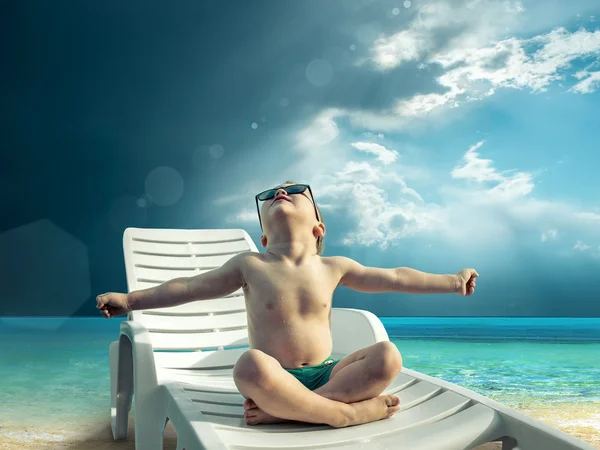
left=575, top=212, right=600, bottom=224
left=225, top=209, right=257, bottom=225
left=451, top=141, right=504, bottom=182
left=573, top=241, right=591, bottom=251
left=296, top=108, right=341, bottom=150
left=451, top=140, right=534, bottom=200
left=331, top=139, right=599, bottom=250
left=222, top=128, right=600, bottom=253
left=369, top=0, right=524, bottom=70
left=572, top=241, right=600, bottom=259
left=321, top=181, right=442, bottom=249
left=335, top=161, right=383, bottom=184
left=350, top=0, right=600, bottom=132
left=351, top=141, right=399, bottom=164
left=541, top=229, right=558, bottom=242
left=570, top=69, right=600, bottom=93
left=347, top=27, right=600, bottom=131
left=394, top=28, right=600, bottom=119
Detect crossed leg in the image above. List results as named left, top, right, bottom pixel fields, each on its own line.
left=233, top=345, right=401, bottom=428
left=242, top=341, right=403, bottom=425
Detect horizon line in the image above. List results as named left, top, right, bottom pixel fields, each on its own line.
left=2, top=315, right=599, bottom=319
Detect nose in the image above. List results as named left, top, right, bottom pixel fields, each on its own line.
left=274, top=188, right=288, bottom=198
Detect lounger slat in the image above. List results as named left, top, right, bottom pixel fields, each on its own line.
left=153, top=348, right=246, bottom=369
left=161, top=367, right=236, bottom=378
left=395, top=381, right=443, bottom=410
left=149, top=328, right=249, bottom=350
left=215, top=391, right=471, bottom=448
left=130, top=252, right=250, bottom=270
left=220, top=404, right=498, bottom=450
left=366, top=403, right=500, bottom=450
left=380, top=372, right=417, bottom=392
left=158, top=370, right=238, bottom=389
left=131, top=239, right=250, bottom=255
left=194, top=402, right=245, bottom=417
left=137, top=296, right=246, bottom=316
left=126, top=227, right=250, bottom=243
left=139, top=311, right=247, bottom=332
left=195, top=413, right=247, bottom=428
left=184, top=390, right=246, bottom=406
left=133, top=267, right=213, bottom=283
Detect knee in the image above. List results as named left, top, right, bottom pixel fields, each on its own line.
left=233, top=349, right=273, bottom=389
left=372, top=341, right=402, bottom=380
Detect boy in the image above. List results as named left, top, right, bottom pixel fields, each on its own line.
left=97, top=181, right=478, bottom=428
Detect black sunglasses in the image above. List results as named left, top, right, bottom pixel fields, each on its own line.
left=255, top=184, right=320, bottom=231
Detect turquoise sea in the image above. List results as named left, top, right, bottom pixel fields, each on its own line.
left=1, top=317, right=599, bottom=438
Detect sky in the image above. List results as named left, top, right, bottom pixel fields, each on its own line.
left=1, top=0, right=599, bottom=318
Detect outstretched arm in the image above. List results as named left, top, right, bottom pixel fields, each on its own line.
left=334, top=256, right=478, bottom=295
left=127, top=252, right=247, bottom=310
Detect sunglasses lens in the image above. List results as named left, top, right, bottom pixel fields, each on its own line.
left=258, top=189, right=276, bottom=201
left=257, top=185, right=307, bottom=201
left=286, top=185, right=306, bottom=194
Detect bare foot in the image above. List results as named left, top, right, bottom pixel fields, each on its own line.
left=243, top=398, right=289, bottom=425
left=339, top=395, right=400, bottom=428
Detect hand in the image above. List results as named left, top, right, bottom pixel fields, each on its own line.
left=96, top=292, right=132, bottom=318
left=455, top=269, right=479, bottom=296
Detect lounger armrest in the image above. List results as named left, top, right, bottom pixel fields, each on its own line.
left=331, top=308, right=389, bottom=355
left=119, top=320, right=158, bottom=399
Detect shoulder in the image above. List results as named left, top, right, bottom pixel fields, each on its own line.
left=321, top=255, right=354, bottom=269
left=321, top=256, right=362, bottom=285
left=234, top=251, right=268, bottom=285
left=239, top=251, right=267, bottom=267
left=232, top=251, right=265, bottom=273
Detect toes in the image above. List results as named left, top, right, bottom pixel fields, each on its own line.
left=245, top=416, right=259, bottom=425
left=244, top=398, right=257, bottom=410
left=387, top=395, right=400, bottom=406
left=385, top=408, right=399, bottom=419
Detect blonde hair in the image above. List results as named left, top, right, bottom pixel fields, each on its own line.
left=276, top=180, right=325, bottom=255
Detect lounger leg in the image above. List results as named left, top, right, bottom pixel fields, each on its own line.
left=110, top=341, right=133, bottom=440
left=134, top=407, right=167, bottom=450
left=501, top=436, right=520, bottom=450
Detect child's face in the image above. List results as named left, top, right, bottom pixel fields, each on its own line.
left=260, top=183, right=317, bottom=231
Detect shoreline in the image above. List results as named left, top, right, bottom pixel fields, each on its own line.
left=1, top=402, right=598, bottom=449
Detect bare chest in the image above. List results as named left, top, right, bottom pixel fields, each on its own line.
left=243, top=257, right=338, bottom=316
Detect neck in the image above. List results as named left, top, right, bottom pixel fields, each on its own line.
left=266, top=234, right=317, bottom=265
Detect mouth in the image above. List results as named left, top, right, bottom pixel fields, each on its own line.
left=273, top=197, right=291, bottom=204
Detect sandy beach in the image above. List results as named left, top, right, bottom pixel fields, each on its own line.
left=1, top=402, right=598, bottom=450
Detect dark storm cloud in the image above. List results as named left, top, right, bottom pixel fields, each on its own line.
left=1, top=0, right=440, bottom=316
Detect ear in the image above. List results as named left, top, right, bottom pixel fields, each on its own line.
left=260, top=235, right=267, bottom=248
left=313, top=222, right=326, bottom=239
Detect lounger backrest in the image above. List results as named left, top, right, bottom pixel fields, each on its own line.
left=122, top=228, right=257, bottom=352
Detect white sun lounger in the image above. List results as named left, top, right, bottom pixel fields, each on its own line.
left=109, top=227, right=595, bottom=450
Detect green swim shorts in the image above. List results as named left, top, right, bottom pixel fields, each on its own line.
left=284, top=356, right=340, bottom=391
